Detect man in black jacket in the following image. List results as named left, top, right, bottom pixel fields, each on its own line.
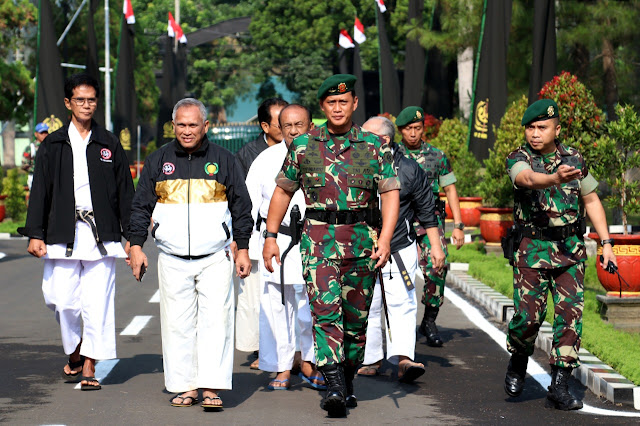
left=19, top=73, right=134, bottom=391
left=128, top=98, right=253, bottom=409
left=357, top=116, right=445, bottom=384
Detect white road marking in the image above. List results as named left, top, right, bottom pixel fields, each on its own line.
left=120, top=315, right=153, bottom=335
left=73, top=359, right=120, bottom=390
left=148, top=290, right=160, bottom=303
left=445, top=287, right=640, bottom=417
left=0, top=252, right=6, bottom=260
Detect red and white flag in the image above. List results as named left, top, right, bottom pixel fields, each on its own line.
left=338, top=29, right=355, bottom=49
left=354, top=17, right=366, bottom=44
left=123, top=0, right=135, bottom=24
left=168, top=12, right=187, bottom=44
left=375, top=0, right=387, bottom=13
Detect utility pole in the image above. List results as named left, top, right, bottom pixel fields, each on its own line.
left=104, top=0, right=111, bottom=130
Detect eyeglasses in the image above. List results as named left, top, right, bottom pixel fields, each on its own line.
left=69, top=97, right=98, bottom=106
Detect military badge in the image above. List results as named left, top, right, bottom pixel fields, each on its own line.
left=416, top=111, right=422, bottom=119
left=338, top=83, right=347, bottom=93
left=547, top=106, right=554, bottom=117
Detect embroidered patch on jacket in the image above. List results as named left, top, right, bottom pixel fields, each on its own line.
left=100, top=148, right=113, bottom=162
left=204, top=162, right=218, bottom=176
left=162, top=162, right=176, bottom=175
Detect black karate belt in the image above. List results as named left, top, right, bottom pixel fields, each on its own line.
left=391, top=251, right=414, bottom=291
left=518, top=222, right=582, bottom=242
left=173, top=253, right=214, bottom=260
left=305, top=208, right=381, bottom=228
left=66, top=210, right=107, bottom=257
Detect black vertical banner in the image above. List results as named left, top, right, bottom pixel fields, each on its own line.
left=469, top=0, right=511, bottom=161
left=156, top=37, right=176, bottom=146
left=113, top=15, right=136, bottom=162
left=338, top=47, right=350, bottom=74
left=86, top=0, right=104, bottom=126
left=36, top=0, right=68, bottom=132
left=175, top=42, right=188, bottom=103
left=353, top=44, right=366, bottom=125
left=377, top=8, right=401, bottom=116
left=528, top=0, right=556, bottom=105
left=424, top=4, right=456, bottom=118
left=402, top=0, right=425, bottom=108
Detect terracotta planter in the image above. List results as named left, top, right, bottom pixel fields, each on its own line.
left=478, top=207, right=513, bottom=244
left=129, top=165, right=137, bottom=180
left=0, top=194, right=6, bottom=222
left=459, top=196, right=482, bottom=227
left=588, top=232, right=640, bottom=296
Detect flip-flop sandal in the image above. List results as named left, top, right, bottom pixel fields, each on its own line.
left=357, top=364, right=380, bottom=376
left=298, top=372, right=327, bottom=390
left=170, top=394, right=198, bottom=407
left=267, top=378, right=290, bottom=390
left=250, top=358, right=260, bottom=370
left=202, top=395, right=223, bottom=410
left=62, top=356, right=85, bottom=382
left=80, top=376, right=102, bottom=391
left=398, top=363, right=425, bottom=384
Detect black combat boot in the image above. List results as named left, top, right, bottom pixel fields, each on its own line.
left=546, top=366, right=583, bottom=410
left=504, top=353, right=528, bottom=397
left=419, top=307, right=443, bottom=347
left=318, top=364, right=347, bottom=417
left=343, top=365, right=358, bottom=408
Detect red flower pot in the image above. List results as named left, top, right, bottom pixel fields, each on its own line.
left=459, top=197, right=482, bottom=227
left=478, top=207, right=513, bottom=244
left=0, top=194, right=6, bottom=222
left=129, top=165, right=137, bottom=180
left=588, top=232, right=640, bottom=296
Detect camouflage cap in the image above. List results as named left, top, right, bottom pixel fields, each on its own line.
left=521, top=99, right=559, bottom=125
left=317, top=74, right=357, bottom=99
left=396, top=106, right=424, bottom=127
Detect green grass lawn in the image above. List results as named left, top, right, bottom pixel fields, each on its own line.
left=0, top=219, right=24, bottom=234
left=448, top=242, right=640, bottom=385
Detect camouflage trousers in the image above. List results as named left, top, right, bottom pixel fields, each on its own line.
left=302, top=254, right=377, bottom=368
left=417, top=218, right=449, bottom=309
left=507, top=262, right=585, bottom=368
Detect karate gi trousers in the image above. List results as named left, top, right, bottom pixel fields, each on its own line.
left=235, top=260, right=261, bottom=352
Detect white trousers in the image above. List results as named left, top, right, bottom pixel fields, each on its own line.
left=235, top=260, right=261, bottom=352
left=42, top=257, right=117, bottom=360
left=158, top=250, right=234, bottom=392
left=259, top=282, right=315, bottom=372
left=363, top=242, right=418, bottom=365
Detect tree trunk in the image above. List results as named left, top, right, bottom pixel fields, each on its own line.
left=572, top=43, right=590, bottom=80
left=602, top=38, right=618, bottom=121
left=1, top=120, right=16, bottom=168
left=457, top=47, right=474, bottom=121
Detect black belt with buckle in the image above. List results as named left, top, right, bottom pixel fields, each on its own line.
left=518, top=222, right=582, bottom=241
left=305, top=208, right=381, bottom=227
left=173, top=253, right=214, bottom=260
left=66, top=209, right=107, bottom=257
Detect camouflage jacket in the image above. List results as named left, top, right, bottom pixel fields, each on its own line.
left=22, top=141, right=40, bottom=174
left=276, top=122, right=400, bottom=259
left=506, top=141, right=599, bottom=269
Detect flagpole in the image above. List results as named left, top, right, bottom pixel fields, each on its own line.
left=34, top=0, right=42, bottom=129
left=105, top=0, right=111, bottom=130
left=466, top=0, right=487, bottom=149
left=174, top=0, right=180, bottom=53
left=375, top=8, right=383, bottom=114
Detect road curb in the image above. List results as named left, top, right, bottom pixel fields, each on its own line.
left=446, top=265, right=639, bottom=410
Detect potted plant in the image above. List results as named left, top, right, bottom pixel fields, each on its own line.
left=1, top=168, right=27, bottom=223
left=476, top=96, right=528, bottom=243
left=587, top=104, right=640, bottom=294
left=430, top=118, right=483, bottom=226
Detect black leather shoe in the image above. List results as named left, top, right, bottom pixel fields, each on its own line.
left=546, top=366, right=583, bottom=410
left=504, top=354, right=528, bottom=397
left=344, top=365, right=357, bottom=408
left=319, top=364, right=347, bottom=417
left=419, top=307, right=443, bottom=347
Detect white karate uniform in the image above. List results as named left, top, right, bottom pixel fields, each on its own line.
left=246, top=142, right=315, bottom=372
left=42, top=123, right=126, bottom=360
left=363, top=241, right=419, bottom=365
left=158, top=250, right=235, bottom=392
left=235, top=259, right=261, bottom=352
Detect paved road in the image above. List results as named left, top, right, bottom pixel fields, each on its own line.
left=0, top=238, right=636, bottom=424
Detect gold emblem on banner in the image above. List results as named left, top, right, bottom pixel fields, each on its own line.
left=163, top=121, right=176, bottom=139
left=119, top=128, right=131, bottom=150
left=43, top=115, right=63, bottom=132
left=473, top=99, right=488, bottom=140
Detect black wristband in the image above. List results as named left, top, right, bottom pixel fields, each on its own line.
left=600, top=238, right=614, bottom=247
left=263, top=230, right=278, bottom=239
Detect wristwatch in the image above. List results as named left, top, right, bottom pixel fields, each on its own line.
left=600, top=238, right=614, bottom=247
left=453, top=223, right=465, bottom=230
left=263, top=230, right=278, bottom=239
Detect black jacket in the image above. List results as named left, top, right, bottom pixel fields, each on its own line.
left=128, top=137, right=253, bottom=255
left=390, top=142, right=439, bottom=253
left=19, top=120, right=134, bottom=244
left=235, top=132, right=269, bottom=177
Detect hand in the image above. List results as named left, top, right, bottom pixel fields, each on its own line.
left=27, top=238, right=47, bottom=258
left=262, top=238, right=281, bottom=273
left=555, top=165, right=582, bottom=184
left=451, top=228, right=465, bottom=249
left=230, top=241, right=238, bottom=262
left=124, top=241, right=131, bottom=266
left=235, top=249, right=251, bottom=278
left=600, top=244, right=617, bottom=270
left=129, top=245, right=148, bottom=282
left=430, top=245, right=446, bottom=271
left=371, top=239, right=391, bottom=269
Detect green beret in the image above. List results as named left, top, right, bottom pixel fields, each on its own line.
left=521, top=99, right=559, bottom=125
left=317, top=74, right=357, bottom=99
left=396, top=106, right=425, bottom=127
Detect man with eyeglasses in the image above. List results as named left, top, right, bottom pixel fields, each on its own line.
left=234, top=98, right=288, bottom=369
left=19, top=73, right=134, bottom=392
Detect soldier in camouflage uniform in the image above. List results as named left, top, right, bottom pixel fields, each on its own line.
left=263, top=74, right=400, bottom=417
left=396, top=106, right=465, bottom=347
left=504, top=99, right=616, bottom=411
left=22, top=122, right=49, bottom=190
